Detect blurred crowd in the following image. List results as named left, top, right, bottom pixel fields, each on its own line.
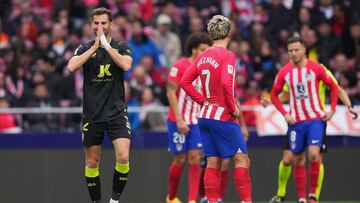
left=0, top=0, right=359, bottom=132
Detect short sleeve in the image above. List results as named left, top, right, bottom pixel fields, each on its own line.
left=117, top=41, right=132, bottom=57
left=168, top=65, right=181, bottom=84
left=74, top=44, right=87, bottom=56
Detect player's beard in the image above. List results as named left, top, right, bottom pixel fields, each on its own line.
left=103, top=27, right=110, bottom=37
left=291, top=55, right=301, bottom=64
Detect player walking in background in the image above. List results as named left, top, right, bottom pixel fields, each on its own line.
left=180, top=15, right=252, bottom=203
left=166, top=32, right=212, bottom=203
left=265, top=64, right=358, bottom=203
left=67, top=7, right=133, bottom=203
left=270, top=36, right=339, bottom=203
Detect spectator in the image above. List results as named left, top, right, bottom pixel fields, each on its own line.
left=140, top=87, right=165, bottom=130
left=0, top=96, right=20, bottom=133
left=124, top=81, right=140, bottom=133
left=153, top=14, right=181, bottom=69
left=317, top=19, right=341, bottom=67
left=23, top=83, right=59, bottom=132
left=128, top=19, right=164, bottom=78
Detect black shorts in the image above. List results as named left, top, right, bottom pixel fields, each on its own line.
left=283, top=123, right=327, bottom=153
left=82, top=114, right=131, bottom=147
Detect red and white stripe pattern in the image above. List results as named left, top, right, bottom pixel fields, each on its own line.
left=175, top=79, right=201, bottom=125
left=286, top=66, right=325, bottom=121
left=198, top=102, right=237, bottom=121
left=199, top=104, right=225, bottom=120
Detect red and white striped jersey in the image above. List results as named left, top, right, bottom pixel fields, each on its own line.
left=271, top=60, right=339, bottom=122
left=167, top=58, right=201, bottom=125
left=180, top=46, right=237, bottom=122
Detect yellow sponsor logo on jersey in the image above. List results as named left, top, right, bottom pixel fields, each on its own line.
left=98, top=64, right=112, bottom=77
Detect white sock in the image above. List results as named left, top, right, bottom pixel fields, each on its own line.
left=109, top=198, right=118, bottom=203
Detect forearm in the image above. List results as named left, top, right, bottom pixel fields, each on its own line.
left=67, top=47, right=97, bottom=73
left=179, top=82, right=204, bottom=105
left=107, top=48, right=132, bottom=71
left=271, top=87, right=287, bottom=115
left=222, top=84, right=236, bottom=113
left=329, top=83, right=339, bottom=111
left=167, top=89, right=182, bottom=121
left=235, top=100, right=246, bottom=129
left=338, top=86, right=352, bottom=107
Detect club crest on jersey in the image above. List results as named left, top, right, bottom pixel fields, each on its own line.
left=176, top=144, right=183, bottom=151
left=227, top=65, right=234, bottom=74
left=305, top=73, right=312, bottom=81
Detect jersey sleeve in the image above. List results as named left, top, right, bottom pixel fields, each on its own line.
left=117, top=41, right=132, bottom=57
left=316, top=64, right=339, bottom=111
left=179, top=62, right=204, bottom=105
left=74, top=44, right=88, bottom=56
left=221, top=54, right=236, bottom=113
left=167, top=62, right=182, bottom=84
left=271, top=68, right=288, bottom=115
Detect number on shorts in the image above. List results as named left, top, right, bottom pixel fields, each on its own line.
left=173, top=132, right=185, bottom=144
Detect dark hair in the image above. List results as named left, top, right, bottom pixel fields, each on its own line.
left=286, top=36, right=306, bottom=47
left=185, top=32, right=212, bottom=56
left=91, top=7, right=112, bottom=22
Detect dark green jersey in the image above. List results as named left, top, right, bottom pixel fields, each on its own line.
left=74, top=40, right=132, bottom=122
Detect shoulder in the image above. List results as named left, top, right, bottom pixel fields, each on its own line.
left=279, top=63, right=292, bottom=74
left=226, top=49, right=235, bottom=59
left=114, top=40, right=130, bottom=48
left=172, top=58, right=190, bottom=69
left=113, top=40, right=132, bottom=56
left=307, top=60, right=322, bottom=70
left=169, top=58, right=193, bottom=79
left=74, top=41, right=93, bottom=55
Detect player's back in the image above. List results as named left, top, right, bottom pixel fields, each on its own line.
left=196, top=46, right=236, bottom=122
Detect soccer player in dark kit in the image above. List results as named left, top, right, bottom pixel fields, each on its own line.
left=67, top=7, right=132, bottom=203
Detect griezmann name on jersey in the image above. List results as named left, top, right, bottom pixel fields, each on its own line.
left=180, top=46, right=237, bottom=122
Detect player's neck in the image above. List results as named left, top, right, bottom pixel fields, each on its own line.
left=212, top=39, right=228, bottom=48
left=294, top=58, right=307, bottom=68
left=189, top=55, right=195, bottom=63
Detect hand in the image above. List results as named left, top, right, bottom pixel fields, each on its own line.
left=322, top=110, right=335, bottom=121
left=284, top=113, right=296, bottom=125
left=231, top=108, right=240, bottom=119
left=348, top=105, right=358, bottom=120
left=176, top=119, right=190, bottom=134
left=260, top=96, right=271, bottom=107
left=241, top=127, right=249, bottom=142
left=92, top=29, right=100, bottom=50
left=98, top=28, right=111, bottom=50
